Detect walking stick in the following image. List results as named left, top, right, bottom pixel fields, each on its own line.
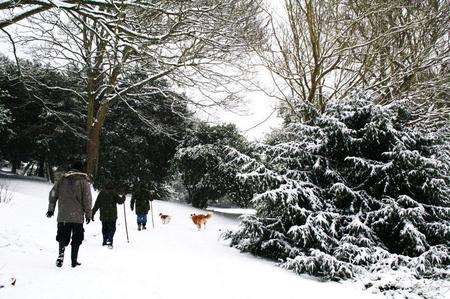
left=150, top=200, right=155, bottom=229
left=123, top=201, right=129, bottom=243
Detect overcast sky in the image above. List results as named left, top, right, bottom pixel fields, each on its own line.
left=186, top=0, right=287, bottom=140
left=189, top=62, right=283, bottom=140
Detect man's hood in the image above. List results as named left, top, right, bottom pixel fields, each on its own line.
left=63, top=171, right=89, bottom=180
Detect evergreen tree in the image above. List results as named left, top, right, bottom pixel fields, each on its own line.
left=0, top=57, right=40, bottom=172
left=0, top=56, right=84, bottom=176
left=0, top=100, right=11, bottom=164
left=174, top=123, right=252, bottom=208
left=225, top=96, right=450, bottom=284
left=94, top=79, right=190, bottom=195
left=0, top=102, right=10, bottom=133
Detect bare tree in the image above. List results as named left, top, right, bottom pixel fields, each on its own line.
left=345, top=0, right=449, bottom=128
left=256, top=0, right=449, bottom=124
left=255, top=0, right=362, bottom=121
left=1, top=1, right=265, bottom=175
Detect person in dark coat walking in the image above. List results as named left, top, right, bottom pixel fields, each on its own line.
left=46, top=161, right=92, bottom=268
left=92, top=184, right=125, bottom=248
left=130, top=185, right=152, bottom=230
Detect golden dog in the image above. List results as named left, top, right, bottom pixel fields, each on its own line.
left=190, top=213, right=213, bottom=230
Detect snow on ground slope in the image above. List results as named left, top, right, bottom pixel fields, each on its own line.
left=0, top=177, right=381, bottom=299
left=207, top=207, right=256, bottom=216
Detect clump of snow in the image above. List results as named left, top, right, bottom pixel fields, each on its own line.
left=207, top=207, right=256, bottom=216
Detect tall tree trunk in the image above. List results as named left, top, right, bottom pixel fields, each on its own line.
left=37, top=160, right=45, bottom=177
left=85, top=103, right=109, bottom=176
left=45, top=162, right=55, bottom=183
left=86, top=124, right=101, bottom=176
left=186, top=187, right=192, bottom=204
left=11, top=159, right=20, bottom=174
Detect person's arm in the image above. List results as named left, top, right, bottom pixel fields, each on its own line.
left=47, top=180, right=60, bottom=217
left=130, top=194, right=135, bottom=211
left=92, top=192, right=102, bottom=219
left=116, top=193, right=125, bottom=205
left=83, top=180, right=93, bottom=222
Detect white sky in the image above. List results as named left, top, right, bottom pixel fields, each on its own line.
left=189, top=0, right=286, bottom=140
left=188, top=62, right=283, bottom=141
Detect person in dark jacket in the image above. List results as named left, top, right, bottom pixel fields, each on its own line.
left=92, top=183, right=125, bottom=248
left=46, top=161, right=92, bottom=268
left=130, top=185, right=152, bottom=230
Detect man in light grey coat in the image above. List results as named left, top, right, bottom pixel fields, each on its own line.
left=46, top=161, right=92, bottom=268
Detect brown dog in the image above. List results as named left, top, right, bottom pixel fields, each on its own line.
left=159, top=213, right=171, bottom=224
left=190, top=212, right=213, bottom=230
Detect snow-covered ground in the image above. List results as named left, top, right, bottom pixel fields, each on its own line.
left=207, top=207, right=256, bottom=216
left=0, top=177, right=382, bottom=299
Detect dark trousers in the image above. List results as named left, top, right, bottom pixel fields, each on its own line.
left=56, top=222, right=84, bottom=246
left=102, top=220, right=116, bottom=245
left=136, top=214, right=147, bottom=226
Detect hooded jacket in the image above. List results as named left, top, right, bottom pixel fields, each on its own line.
left=130, top=188, right=151, bottom=215
left=92, top=189, right=125, bottom=221
left=48, top=171, right=92, bottom=224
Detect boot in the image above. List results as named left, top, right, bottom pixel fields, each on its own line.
left=71, top=244, right=81, bottom=268
left=138, top=224, right=141, bottom=231
left=106, top=237, right=113, bottom=249
left=56, top=244, right=65, bottom=267
left=142, top=224, right=147, bottom=230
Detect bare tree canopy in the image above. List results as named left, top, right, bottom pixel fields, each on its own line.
left=0, top=0, right=265, bottom=174
left=258, top=0, right=449, bottom=124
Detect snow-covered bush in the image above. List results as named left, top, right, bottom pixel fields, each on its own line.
left=0, top=97, right=11, bottom=146
left=0, top=103, right=10, bottom=129
left=174, top=123, right=253, bottom=208
left=225, top=95, right=450, bottom=286
left=174, top=144, right=254, bottom=208
left=0, top=179, right=13, bottom=203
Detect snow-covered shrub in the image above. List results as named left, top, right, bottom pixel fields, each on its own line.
left=0, top=102, right=10, bottom=129
left=0, top=101, right=11, bottom=153
left=0, top=179, right=13, bottom=203
left=174, top=124, right=253, bottom=208
left=225, top=95, right=450, bottom=284
left=174, top=144, right=255, bottom=208
left=283, top=249, right=355, bottom=280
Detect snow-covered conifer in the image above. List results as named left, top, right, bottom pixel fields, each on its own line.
left=226, top=95, right=450, bottom=286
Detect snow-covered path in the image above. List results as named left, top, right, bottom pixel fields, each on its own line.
left=0, top=178, right=380, bottom=299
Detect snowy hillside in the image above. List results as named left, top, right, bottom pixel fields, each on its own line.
left=0, top=177, right=381, bottom=299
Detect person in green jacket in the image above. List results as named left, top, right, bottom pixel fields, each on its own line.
left=92, top=183, right=125, bottom=248
left=130, top=184, right=152, bottom=231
